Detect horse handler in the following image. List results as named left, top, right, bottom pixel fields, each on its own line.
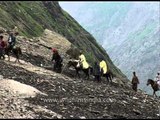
left=51, top=48, right=63, bottom=73
left=131, top=71, right=139, bottom=92
left=0, top=35, right=7, bottom=60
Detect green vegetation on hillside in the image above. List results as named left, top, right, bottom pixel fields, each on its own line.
left=0, top=1, right=126, bottom=78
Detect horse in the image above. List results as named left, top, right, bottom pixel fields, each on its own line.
left=102, top=70, right=114, bottom=83
left=4, top=45, right=22, bottom=63
left=67, top=59, right=93, bottom=80
left=147, top=79, right=160, bottom=97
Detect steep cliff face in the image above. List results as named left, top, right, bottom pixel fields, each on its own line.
left=0, top=1, right=126, bottom=78
left=59, top=2, right=160, bottom=93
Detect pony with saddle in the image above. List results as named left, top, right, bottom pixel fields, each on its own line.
left=4, top=44, right=22, bottom=63
left=147, top=79, right=160, bottom=97
left=67, top=59, right=93, bottom=80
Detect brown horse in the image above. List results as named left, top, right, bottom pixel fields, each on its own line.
left=4, top=46, right=22, bottom=63
left=147, top=79, right=160, bottom=97
left=67, top=60, right=93, bottom=80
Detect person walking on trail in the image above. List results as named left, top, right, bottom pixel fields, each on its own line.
left=0, top=35, right=6, bottom=60
left=156, top=71, right=160, bottom=86
left=51, top=48, right=63, bottom=73
left=93, top=61, right=101, bottom=82
left=131, top=71, right=139, bottom=92
left=8, top=32, right=18, bottom=52
left=78, top=51, right=89, bottom=69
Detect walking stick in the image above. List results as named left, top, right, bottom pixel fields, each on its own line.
left=61, top=62, right=68, bottom=74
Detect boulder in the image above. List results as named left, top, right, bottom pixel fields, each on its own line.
left=0, top=79, right=47, bottom=98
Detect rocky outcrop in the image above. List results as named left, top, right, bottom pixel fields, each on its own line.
left=0, top=79, right=47, bottom=98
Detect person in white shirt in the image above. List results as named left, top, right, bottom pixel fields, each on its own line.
left=156, top=71, right=160, bottom=85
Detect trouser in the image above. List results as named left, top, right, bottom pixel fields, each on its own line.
left=8, top=44, right=14, bottom=52
left=132, top=83, right=138, bottom=92
left=94, top=75, right=101, bottom=82
left=53, top=61, right=62, bottom=72
left=0, top=48, right=5, bottom=59
left=157, top=80, right=160, bottom=85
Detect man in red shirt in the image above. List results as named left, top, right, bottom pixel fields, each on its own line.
left=0, top=35, right=6, bottom=60
left=51, top=48, right=63, bottom=73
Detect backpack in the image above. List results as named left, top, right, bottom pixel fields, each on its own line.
left=8, top=36, right=12, bottom=43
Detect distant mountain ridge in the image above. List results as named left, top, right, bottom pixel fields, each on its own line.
left=59, top=2, right=160, bottom=94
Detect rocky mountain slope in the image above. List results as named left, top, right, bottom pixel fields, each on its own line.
left=0, top=30, right=160, bottom=119
left=0, top=1, right=125, bottom=78
left=59, top=2, right=160, bottom=94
